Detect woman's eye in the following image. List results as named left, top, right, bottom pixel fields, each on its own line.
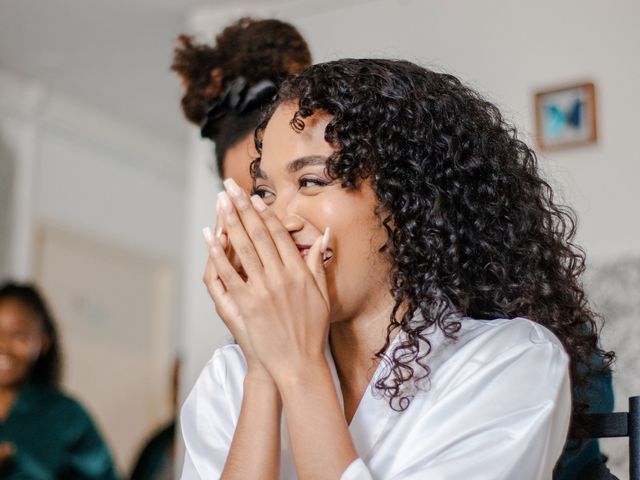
left=299, top=177, right=329, bottom=188
left=251, top=187, right=275, bottom=202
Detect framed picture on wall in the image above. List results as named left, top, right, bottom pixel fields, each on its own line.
left=534, top=82, right=597, bottom=151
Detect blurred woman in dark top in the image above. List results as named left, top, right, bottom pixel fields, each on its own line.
left=0, top=281, right=118, bottom=479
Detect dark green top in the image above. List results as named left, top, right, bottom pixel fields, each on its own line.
left=0, top=383, right=118, bottom=480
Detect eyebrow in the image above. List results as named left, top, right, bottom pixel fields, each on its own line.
left=255, top=155, right=328, bottom=180
left=287, top=155, right=328, bottom=173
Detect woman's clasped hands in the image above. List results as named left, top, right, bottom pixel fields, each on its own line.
left=202, top=178, right=331, bottom=386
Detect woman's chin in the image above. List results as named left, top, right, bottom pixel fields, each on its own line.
left=0, top=373, right=24, bottom=389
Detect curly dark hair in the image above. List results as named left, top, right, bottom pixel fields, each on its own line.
left=254, top=59, right=613, bottom=412
left=171, top=17, right=311, bottom=176
left=0, top=282, right=62, bottom=385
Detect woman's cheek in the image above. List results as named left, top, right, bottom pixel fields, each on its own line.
left=19, top=338, right=45, bottom=362
left=317, top=199, right=341, bottom=224
left=312, top=188, right=355, bottom=224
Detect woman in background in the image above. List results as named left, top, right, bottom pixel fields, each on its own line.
left=0, top=282, right=118, bottom=479
left=171, top=16, right=312, bottom=191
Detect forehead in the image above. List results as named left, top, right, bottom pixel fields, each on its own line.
left=260, top=102, right=334, bottom=172
left=0, top=299, right=39, bottom=329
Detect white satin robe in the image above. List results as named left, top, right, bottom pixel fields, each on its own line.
left=180, top=317, right=571, bottom=479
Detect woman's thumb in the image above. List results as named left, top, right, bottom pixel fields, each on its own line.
left=305, top=227, right=331, bottom=304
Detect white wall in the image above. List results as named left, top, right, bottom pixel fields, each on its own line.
left=180, top=0, right=640, bottom=390
left=0, top=71, right=43, bottom=278
left=0, top=68, right=186, bottom=278
left=0, top=67, right=187, bottom=472
left=0, top=120, right=16, bottom=278
left=178, top=130, right=224, bottom=400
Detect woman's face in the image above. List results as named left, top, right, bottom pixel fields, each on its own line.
left=0, top=299, right=49, bottom=389
left=255, top=102, right=391, bottom=322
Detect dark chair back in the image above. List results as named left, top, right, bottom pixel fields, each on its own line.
left=570, top=396, right=639, bottom=480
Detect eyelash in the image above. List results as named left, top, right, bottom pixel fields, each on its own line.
left=251, top=177, right=329, bottom=198
left=298, top=177, right=330, bottom=188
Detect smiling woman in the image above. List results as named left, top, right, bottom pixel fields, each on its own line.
left=0, top=282, right=117, bottom=479
left=181, top=59, right=613, bottom=480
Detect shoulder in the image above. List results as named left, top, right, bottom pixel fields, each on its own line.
left=23, top=384, right=104, bottom=443
left=455, top=316, right=567, bottom=358
left=423, top=317, right=569, bottom=394
left=26, top=384, right=92, bottom=420
left=388, top=318, right=572, bottom=478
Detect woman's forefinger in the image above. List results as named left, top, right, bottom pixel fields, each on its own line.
left=202, top=227, right=221, bottom=290
left=249, top=194, right=306, bottom=270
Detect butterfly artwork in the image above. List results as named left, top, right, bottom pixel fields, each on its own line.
left=535, top=82, right=597, bottom=151
left=544, top=100, right=583, bottom=139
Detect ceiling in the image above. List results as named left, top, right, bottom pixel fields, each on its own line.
left=0, top=0, right=293, bottom=147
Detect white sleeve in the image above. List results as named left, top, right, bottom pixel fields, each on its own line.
left=342, top=337, right=571, bottom=480
left=180, top=348, right=239, bottom=480
left=341, top=458, right=374, bottom=480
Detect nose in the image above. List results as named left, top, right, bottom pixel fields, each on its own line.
left=282, top=213, right=304, bottom=234
left=271, top=195, right=304, bottom=234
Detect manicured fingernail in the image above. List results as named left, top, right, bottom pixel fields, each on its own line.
left=250, top=194, right=267, bottom=212
left=217, top=191, right=232, bottom=214
left=215, top=226, right=223, bottom=239
left=202, top=227, right=213, bottom=244
left=321, top=227, right=331, bottom=253
left=224, top=178, right=249, bottom=209
left=223, top=178, right=242, bottom=198
left=219, top=191, right=237, bottom=224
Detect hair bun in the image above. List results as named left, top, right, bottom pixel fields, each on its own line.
left=200, top=77, right=278, bottom=139
left=172, top=17, right=311, bottom=127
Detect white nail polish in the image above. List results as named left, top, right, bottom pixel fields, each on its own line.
left=218, top=191, right=232, bottom=213
left=223, top=178, right=241, bottom=197
left=321, top=227, right=331, bottom=253
left=202, top=227, right=213, bottom=244
left=250, top=194, right=267, bottom=212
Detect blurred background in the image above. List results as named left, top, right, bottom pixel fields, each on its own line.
left=0, top=0, right=638, bottom=478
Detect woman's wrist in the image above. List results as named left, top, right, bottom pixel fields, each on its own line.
left=242, top=371, right=282, bottom=418
left=274, top=354, right=331, bottom=396
left=274, top=355, right=359, bottom=479
left=245, top=365, right=279, bottom=392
